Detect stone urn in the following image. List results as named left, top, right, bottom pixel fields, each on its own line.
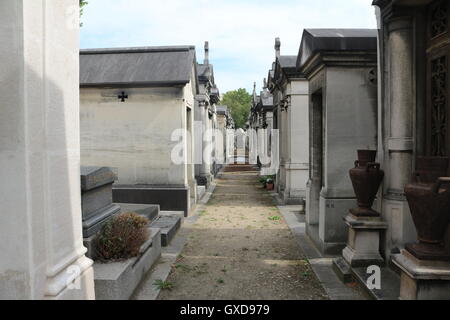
left=405, top=157, right=450, bottom=260
left=349, top=150, right=384, bottom=217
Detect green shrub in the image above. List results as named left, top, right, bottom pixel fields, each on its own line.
left=95, top=212, right=149, bottom=262
left=259, top=175, right=276, bottom=185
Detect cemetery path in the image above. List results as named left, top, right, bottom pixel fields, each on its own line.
left=156, top=164, right=329, bottom=300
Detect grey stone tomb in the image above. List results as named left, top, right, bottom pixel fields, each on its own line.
left=297, top=29, right=378, bottom=255
left=81, top=167, right=121, bottom=255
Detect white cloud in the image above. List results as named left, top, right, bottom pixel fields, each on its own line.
left=81, top=0, right=377, bottom=93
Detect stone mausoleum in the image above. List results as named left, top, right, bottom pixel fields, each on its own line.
left=297, top=29, right=379, bottom=254
left=79, top=46, right=199, bottom=216
left=371, top=0, right=450, bottom=299
left=269, top=38, right=309, bottom=206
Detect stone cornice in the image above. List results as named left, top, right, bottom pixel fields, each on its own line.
left=300, top=51, right=377, bottom=79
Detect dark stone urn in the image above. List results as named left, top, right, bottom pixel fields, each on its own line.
left=405, top=157, right=450, bottom=261
left=349, top=150, right=384, bottom=217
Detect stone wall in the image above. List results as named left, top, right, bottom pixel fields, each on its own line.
left=0, top=0, right=94, bottom=299
left=80, top=87, right=189, bottom=186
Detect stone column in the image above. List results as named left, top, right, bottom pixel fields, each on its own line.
left=0, top=0, right=95, bottom=299
left=279, top=103, right=288, bottom=192
left=382, top=17, right=417, bottom=258
left=388, top=18, right=414, bottom=194
left=201, top=105, right=211, bottom=178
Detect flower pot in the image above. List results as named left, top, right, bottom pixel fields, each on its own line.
left=266, top=183, right=274, bottom=191
left=349, top=150, right=384, bottom=217
left=405, top=156, right=450, bottom=260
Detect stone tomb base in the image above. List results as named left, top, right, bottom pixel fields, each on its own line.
left=84, top=203, right=161, bottom=259
left=94, top=227, right=162, bottom=300
left=278, top=189, right=306, bottom=207
left=151, top=212, right=183, bottom=247
left=393, top=250, right=450, bottom=300
left=113, top=185, right=190, bottom=217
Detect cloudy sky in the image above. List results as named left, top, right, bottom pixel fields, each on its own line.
left=80, top=0, right=377, bottom=93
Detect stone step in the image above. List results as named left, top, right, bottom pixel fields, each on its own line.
left=150, top=212, right=183, bottom=247
left=352, top=266, right=400, bottom=300
left=332, top=257, right=354, bottom=284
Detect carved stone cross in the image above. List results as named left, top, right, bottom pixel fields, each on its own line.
left=118, top=91, right=128, bottom=102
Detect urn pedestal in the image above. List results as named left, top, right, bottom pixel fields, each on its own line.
left=394, top=157, right=450, bottom=300
left=393, top=250, right=450, bottom=300
left=342, top=214, right=388, bottom=268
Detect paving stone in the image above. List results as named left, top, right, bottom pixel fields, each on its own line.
left=353, top=266, right=400, bottom=300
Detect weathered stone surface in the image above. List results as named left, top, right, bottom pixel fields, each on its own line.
left=81, top=184, right=113, bottom=220
left=352, top=266, right=400, bottom=300
left=151, top=214, right=182, bottom=247
left=82, top=204, right=121, bottom=238
left=80, top=166, right=115, bottom=191
left=342, top=215, right=387, bottom=268
left=113, top=185, right=190, bottom=217
left=94, top=228, right=162, bottom=300
left=332, top=257, right=354, bottom=284
left=197, top=185, right=206, bottom=200
left=393, top=250, right=450, bottom=300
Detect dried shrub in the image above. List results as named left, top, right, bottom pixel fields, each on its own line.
left=95, top=212, right=150, bottom=262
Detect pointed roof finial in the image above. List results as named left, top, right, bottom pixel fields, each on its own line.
left=263, top=78, right=267, bottom=89
left=275, top=37, right=281, bottom=59
left=204, top=41, right=209, bottom=65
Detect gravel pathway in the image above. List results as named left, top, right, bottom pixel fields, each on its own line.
left=158, top=165, right=329, bottom=300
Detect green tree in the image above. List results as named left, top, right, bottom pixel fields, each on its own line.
left=221, top=89, right=252, bottom=129
left=80, top=0, right=88, bottom=26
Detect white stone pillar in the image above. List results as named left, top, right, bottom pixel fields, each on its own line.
left=382, top=17, right=417, bottom=257
left=285, top=80, right=310, bottom=205
left=0, top=0, right=95, bottom=299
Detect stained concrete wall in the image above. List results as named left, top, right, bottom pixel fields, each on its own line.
left=324, top=67, right=378, bottom=196
left=80, top=87, right=189, bottom=186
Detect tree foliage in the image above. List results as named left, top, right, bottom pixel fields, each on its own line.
left=80, top=0, right=88, bottom=26
left=221, top=89, right=252, bottom=129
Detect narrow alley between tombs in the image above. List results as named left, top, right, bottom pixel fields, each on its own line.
left=135, top=163, right=329, bottom=300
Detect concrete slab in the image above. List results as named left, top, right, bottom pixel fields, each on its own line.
left=94, top=228, right=162, bottom=300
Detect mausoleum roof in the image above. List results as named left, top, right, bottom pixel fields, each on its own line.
left=216, top=105, right=228, bottom=115
left=279, top=56, right=297, bottom=69
left=197, top=64, right=212, bottom=81
left=297, top=28, right=378, bottom=69
left=80, top=46, right=197, bottom=87
left=260, top=92, right=274, bottom=108
left=275, top=55, right=304, bottom=80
